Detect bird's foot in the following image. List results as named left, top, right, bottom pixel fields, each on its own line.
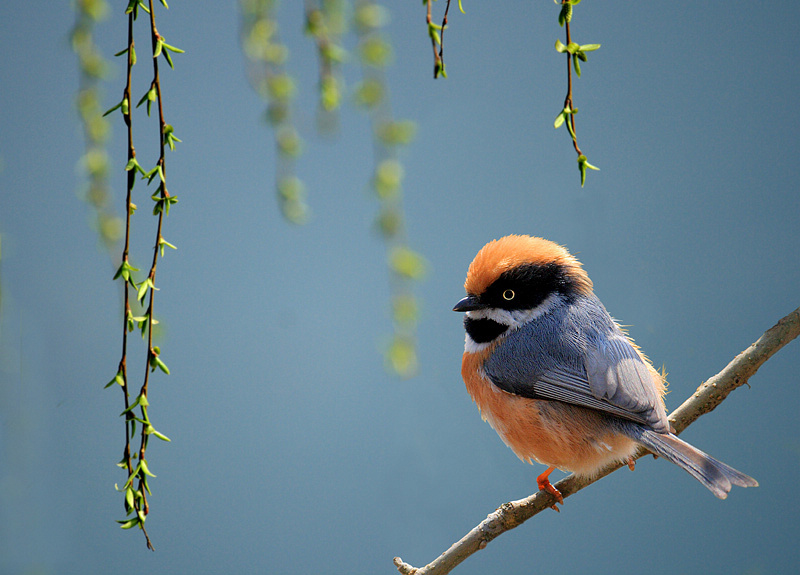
left=537, top=467, right=563, bottom=512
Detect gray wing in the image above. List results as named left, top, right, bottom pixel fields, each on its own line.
left=483, top=299, right=669, bottom=433
left=583, top=335, right=668, bottom=432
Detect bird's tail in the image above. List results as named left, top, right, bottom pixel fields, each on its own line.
left=618, top=422, right=758, bottom=499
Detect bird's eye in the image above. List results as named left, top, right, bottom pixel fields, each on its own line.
left=502, top=289, right=515, bottom=301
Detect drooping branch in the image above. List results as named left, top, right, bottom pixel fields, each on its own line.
left=394, top=305, right=800, bottom=575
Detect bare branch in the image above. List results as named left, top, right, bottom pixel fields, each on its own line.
left=394, top=306, right=800, bottom=575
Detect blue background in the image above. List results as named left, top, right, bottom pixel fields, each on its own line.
left=1, top=1, right=798, bottom=574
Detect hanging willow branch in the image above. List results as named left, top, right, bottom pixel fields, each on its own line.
left=105, top=0, right=182, bottom=549
left=394, top=305, right=800, bottom=575
left=553, top=0, right=600, bottom=186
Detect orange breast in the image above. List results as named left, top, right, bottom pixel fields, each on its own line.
left=462, top=349, right=638, bottom=477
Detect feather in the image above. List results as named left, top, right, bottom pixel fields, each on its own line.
left=615, top=420, right=759, bottom=499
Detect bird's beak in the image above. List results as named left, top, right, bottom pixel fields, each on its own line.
left=453, top=295, right=485, bottom=312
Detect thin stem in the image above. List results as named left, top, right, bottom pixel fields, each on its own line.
left=438, top=0, right=452, bottom=71
left=426, top=0, right=441, bottom=78
left=563, top=13, right=582, bottom=156
left=121, top=3, right=135, bottom=473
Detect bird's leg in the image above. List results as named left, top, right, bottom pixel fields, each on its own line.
left=537, top=466, right=563, bottom=511
left=627, top=456, right=636, bottom=471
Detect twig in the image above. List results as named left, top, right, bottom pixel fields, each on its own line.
left=394, top=306, right=800, bottom=575
left=426, top=0, right=441, bottom=78
left=562, top=13, right=581, bottom=156
left=437, top=0, right=452, bottom=76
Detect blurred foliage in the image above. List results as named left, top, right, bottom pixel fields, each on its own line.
left=241, top=0, right=310, bottom=224
left=71, top=0, right=123, bottom=252
left=355, top=0, right=425, bottom=378
left=240, top=0, right=426, bottom=377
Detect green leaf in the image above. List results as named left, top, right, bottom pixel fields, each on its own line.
left=577, top=154, right=600, bottom=187
left=125, top=486, right=135, bottom=510
left=353, top=79, right=384, bottom=108
left=117, top=517, right=140, bottom=530
left=554, top=39, right=567, bottom=53
left=162, top=48, right=174, bottom=69
left=554, top=111, right=566, bottom=129
left=354, top=3, right=389, bottom=30
left=146, top=86, right=156, bottom=116
left=158, top=237, right=177, bottom=257
left=161, top=42, right=184, bottom=54
left=386, top=335, right=418, bottom=378
left=113, top=260, right=139, bottom=289
left=137, top=279, right=149, bottom=302
left=145, top=424, right=171, bottom=442
left=358, top=36, right=392, bottom=68
left=114, top=48, right=129, bottom=57
left=558, top=3, right=573, bottom=27
left=376, top=120, right=417, bottom=146
left=163, top=125, right=181, bottom=151
left=152, top=429, right=171, bottom=442
left=105, top=370, right=125, bottom=389
left=102, top=100, right=124, bottom=117
left=428, top=26, right=441, bottom=47
left=154, top=356, right=170, bottom=375
left=140, top=459, right=157, bottom=478
left=136, top=313, right=151, bottom=339
left=373, top=159, right=404, bottom=198
left=565, top=114, right=577, bottom=140
left=124, top=158, right=146, bottom=176
left=580, top=43, right=601, bottom=52
left=573, top=55, right=582, bottom=77
left=458, top=0, right=465, bottom=14
left=143, top=165, right=159, bottom=184
left=153, top=39, right=163, bottom=59
left=120, top=395, right=140, bottom=416
left=135, top=90, right=150, bottom=109
left=389, top=247, right=427, bottom=280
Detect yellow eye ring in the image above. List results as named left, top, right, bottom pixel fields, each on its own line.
left=502, top=289, right=515, bottom=301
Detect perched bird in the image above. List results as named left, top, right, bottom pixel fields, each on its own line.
left=454, top=234, right=757, bottom=506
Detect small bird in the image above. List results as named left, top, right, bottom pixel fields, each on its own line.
left=454, top=234, right=757, bottom=507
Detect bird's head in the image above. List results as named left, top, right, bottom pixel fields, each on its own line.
left=453, top=235, right=593, bottom=348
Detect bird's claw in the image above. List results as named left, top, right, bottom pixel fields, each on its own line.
left=537, top=468, right=564, bottom=511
